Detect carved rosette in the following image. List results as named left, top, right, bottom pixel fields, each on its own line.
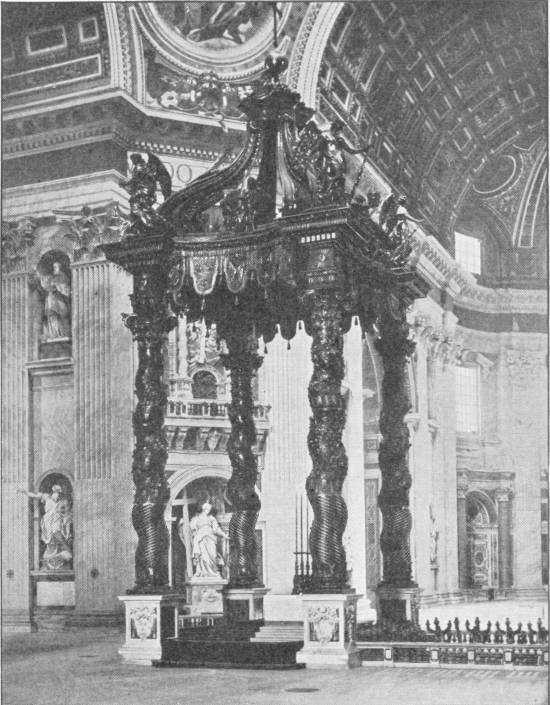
left=375, top=293, right=416, bottom=586
left=305, top=293, right=349, bottom=593
left=124, top=267, right=177, bottom=593
left=221, top=331, right=263, bottom=588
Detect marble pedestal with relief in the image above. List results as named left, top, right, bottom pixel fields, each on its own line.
left=296, top=593, right=362, bottom=669
left=118, top=594, right=186, bottom=665
left=185, top=578, right=227, bottom=616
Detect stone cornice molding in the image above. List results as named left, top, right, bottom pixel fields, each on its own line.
left=410, top=228, right=546, bottom=316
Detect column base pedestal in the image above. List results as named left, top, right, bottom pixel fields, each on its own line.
left=186, top=578, right=227, bottom=616
left=376, top=584, right=420, bottom=625
left=224, top=586, right=269, bottom=622
left=296, top=593, right=362, bottom=669
left=118, top=594, right=186, bottom=665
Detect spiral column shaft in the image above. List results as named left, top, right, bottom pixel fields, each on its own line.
left=222, top=332, right=263, bottom=588
left=124, top=266, right=176, bottom=593
left=375, top=298, right=416, bottom=587
left=305, top=293, right=349, bottom=593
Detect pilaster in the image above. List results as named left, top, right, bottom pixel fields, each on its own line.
left=72, top=258, right=135, bottom=614
left=1, top=270, right=32, bottom=629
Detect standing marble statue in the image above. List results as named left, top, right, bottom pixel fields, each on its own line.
left=38, top=261, right=71, bottom=340
left=189, top=501, right=227, bottom=578
left=19, top=485, right=73, bottom=569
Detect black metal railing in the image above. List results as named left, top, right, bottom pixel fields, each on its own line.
left=292, top=495, right=312, bottom=594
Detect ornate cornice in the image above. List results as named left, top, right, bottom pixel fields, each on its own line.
left=410, top=227, right=546, bottom=316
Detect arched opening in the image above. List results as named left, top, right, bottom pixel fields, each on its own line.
left=168, top=473, right=264, bottom=591
left=466, top=492, right=498, bottom=589
left=35, top=472, right=73, bottom=572
left=35, top=249, right=72, bottom=346
left=191, top=370, right=218, bottom=399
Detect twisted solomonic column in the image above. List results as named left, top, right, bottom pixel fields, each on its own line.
left=123, top=267, right=176, bottom=593
left=305, top=293, right=349, bottom=593
left=375, top=295, right=416, bottom=587
left=222, top=331, right=263, bottom=588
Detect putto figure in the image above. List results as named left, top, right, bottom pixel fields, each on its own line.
left=20, top=485, right=73, bottom=570
left=189, top=500, right=227, bottom=578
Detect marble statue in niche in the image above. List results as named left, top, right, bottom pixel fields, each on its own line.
left=189, top=500, right=227, bottom=579
left=36, top=258, right=71, bottom=341
left=19, top=484, right=73, bottom=570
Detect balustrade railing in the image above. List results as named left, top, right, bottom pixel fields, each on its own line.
left=357, top=616, right=548, bottom=668
left=423, top=617, right=548, bottom=644
left=166, top=398, right=271, bottom=421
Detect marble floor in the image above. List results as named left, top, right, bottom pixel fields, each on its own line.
left=3, top=626, right=547, bottom=705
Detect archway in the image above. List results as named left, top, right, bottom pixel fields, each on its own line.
left=167, top=468, right=264, bottom=591
left=466, top=492, right=498, bottom=589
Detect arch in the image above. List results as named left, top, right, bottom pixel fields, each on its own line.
left=191, top=369, right=219, bottom=399
left=32, top=470, right=73, bottom=572
left=466, top=490, right=498, bottom=525
left=465, top=490, right=499, bottom=589
left=287, top=2, right=345, bottom=108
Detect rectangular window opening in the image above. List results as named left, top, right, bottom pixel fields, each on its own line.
left=455, top=365, right=480, bottom=433
left=455, top=231, right=481, bottom=275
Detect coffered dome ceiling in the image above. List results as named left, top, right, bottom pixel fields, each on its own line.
left=318, top=0, right=547, bottom=276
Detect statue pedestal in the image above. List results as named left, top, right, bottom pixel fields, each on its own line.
left=224, top=587, right=269, bottom=622
left=296, top=593, right=362, bottom=669
left=186, top=578, right=227, bottom=616
left=118, top=594, right=186, bottom=665
left=376, top=584, right=420, bottom=624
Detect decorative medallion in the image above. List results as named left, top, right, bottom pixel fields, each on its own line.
left=308, top=606, right=339, bottom=644
left=130, top=605, right=157, bottom=640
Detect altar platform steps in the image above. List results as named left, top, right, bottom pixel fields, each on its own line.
left=251, top=621, right=304, bottom=642
left=153, top=620, right=304, bottom=670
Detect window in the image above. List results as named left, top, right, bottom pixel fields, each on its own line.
left=455, top=231, right=481, bottom=275
left=26, top=26, right=67, bottom=55
left=78, top=17, right=99, bottom=43
left=455, top=366, right=480, bottom=433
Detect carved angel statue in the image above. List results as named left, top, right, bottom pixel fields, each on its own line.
left=308, top=120, right=372, bottom=203
left=120, top=151, right=172, bottom=228
left=379, top=192, right=423, bottom=239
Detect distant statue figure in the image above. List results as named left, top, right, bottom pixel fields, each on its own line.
left=189, top=501, right=227, bottom=579
left=38, top=261, right=71, bottom=340
left=429, top=505, right=439, bottom=566
left=120, top=151, right=171, bottom=229
left=310, top=120, right=371, bottom=202
left=19, top=485, right=73, bottom=570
